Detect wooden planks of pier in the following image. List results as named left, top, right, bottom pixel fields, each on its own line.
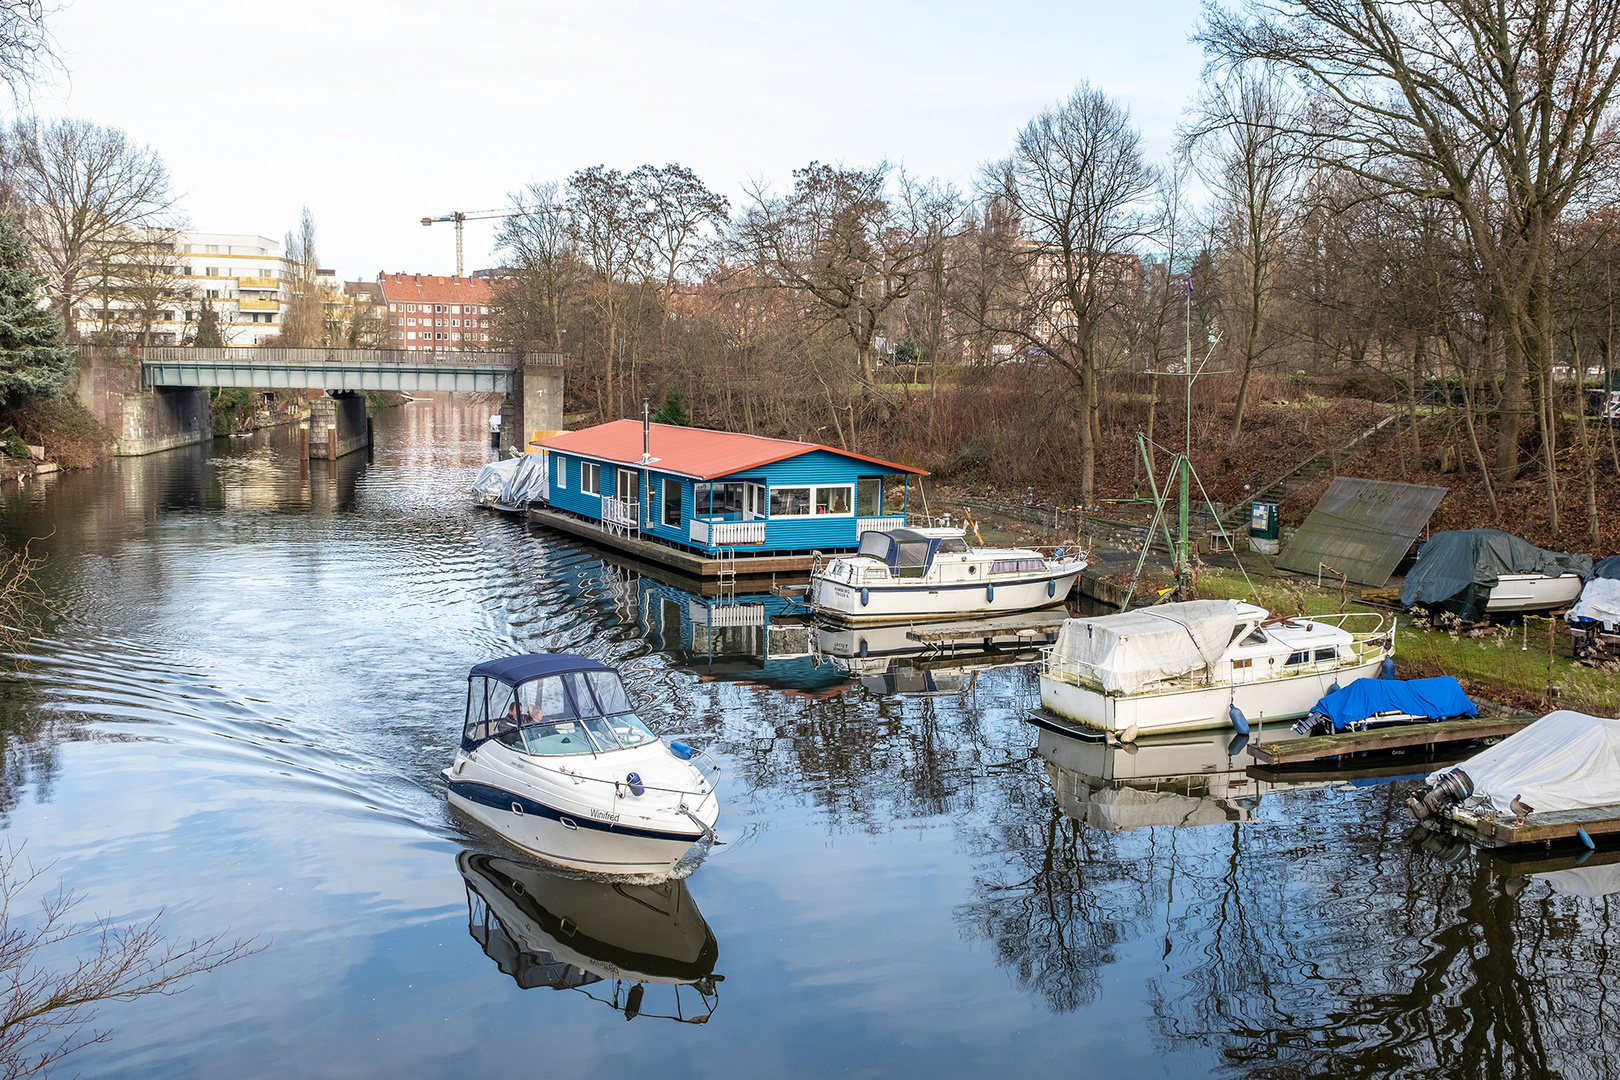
left=1247, top=717, right=1530, bottom=765
left=1434, top=801, right=1620, bottom=848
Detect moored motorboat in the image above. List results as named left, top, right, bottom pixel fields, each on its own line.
left=1036, top=600, right=1394, bottom=736
left=443, top=654, right=720, bottom=876
left=1290, top=675, right=1477, bottom=736
left=809, top=527, right=1085, bottom=624
left=1400, top=529, right=1592, bottom=621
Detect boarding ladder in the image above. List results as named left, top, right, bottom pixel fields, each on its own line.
left=716, top=547, right=738, bottom=602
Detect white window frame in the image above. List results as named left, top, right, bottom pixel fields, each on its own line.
left=581, top=461, right=601, bottom=496
left=555, top=456, right=566, bottom=490
left=769, top=484, right=854, bottom=518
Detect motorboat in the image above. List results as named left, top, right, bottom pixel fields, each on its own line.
left=808, top=527, right=1085, bottom=624
left=459, top=850, right=720, bottom=1022
left=1289, top=676, right=1476, bottom=736
left=1036, top=599, right=1394, bottom=737
left=1400, top=529, right=1592, bottom=621
left=1568, top=558, right=1620, bottom=661
left=443, top=654, right=720, bottom=876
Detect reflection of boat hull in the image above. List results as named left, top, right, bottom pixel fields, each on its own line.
left=811, top=569, right=1083, bottom=624
left=817, top=606, right=1066, bottom=661
left=459, top=851, right=718, bottom=987
left=1039, top=654, right=1386, bottom=736
left=1485, top=573, right=1585, bottom=614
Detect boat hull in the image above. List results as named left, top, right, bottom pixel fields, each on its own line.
left=811, top=569, right=1082, bottom=624
left=1038, top=653, right=1387, bottom=736
left=1485, top=573, right=1585, bottom=614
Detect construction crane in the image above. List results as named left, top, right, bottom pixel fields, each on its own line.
left=419, top=209, right=515, bottom=276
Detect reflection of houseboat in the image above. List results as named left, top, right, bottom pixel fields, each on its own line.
left=459, top=851, right=720, bottom=1023
left=809, top=528, right=1085, bottom=623
left=533, top=420, right=926, bottom=565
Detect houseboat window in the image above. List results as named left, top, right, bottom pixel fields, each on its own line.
left=662, top=478, right=681, bottom=526
left=1284, top=650, right=1309, bottom=666
left=615, top=468, right=638, bottom=503
left=770, top=487, right=812, bottom=516
left=1314, top=647, right=1338, bottom=662
left=816, top=485, right=853, bottom=515
left=581, top=462, right=601, bottom=495
left=745, top=482, right=766, bottom=518
left=857, top=478, right=882, bottom=516
left=695, top=482, right=745, bottom=516
left=555, top=456, right=566, bottom=489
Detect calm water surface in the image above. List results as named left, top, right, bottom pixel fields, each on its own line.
left=0, top=398, right=1613, bottom=1079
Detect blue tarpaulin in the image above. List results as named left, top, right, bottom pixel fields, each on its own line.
left=1309, top=677, right=1477, bottom=732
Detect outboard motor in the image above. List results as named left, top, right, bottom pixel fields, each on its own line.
left=1292, top=710, right=1331, bottom=737
left=1405, top=768, right=1473, bottom=820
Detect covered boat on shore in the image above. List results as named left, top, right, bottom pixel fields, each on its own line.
left=1291, top=676, right=1476, bottom=736
left=1036, top=599, right=1394, bottom=736
left=443, top=654, right=720, bottom=877
left=808, top=527, right=1085, bottom=624
left=1400, top=529, right=1591, bottom=621
left=1568, top=556, right=1620, bottom=660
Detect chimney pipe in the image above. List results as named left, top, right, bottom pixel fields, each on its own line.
left=642, top=395, right=651, bottom=464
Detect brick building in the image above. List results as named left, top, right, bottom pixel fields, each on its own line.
left=377, top=272, right=495, bottom=351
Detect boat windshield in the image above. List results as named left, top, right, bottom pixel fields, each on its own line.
left=501, top=712, right=659, bottom=756
left=465, top=666, right=647, bottom=753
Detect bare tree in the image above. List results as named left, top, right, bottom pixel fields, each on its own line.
left=0, top=2, right=59, bottom=102
left=492, top=180, right=575, bottom=351
left=984, top=83, right=1158, bottom=505
left=279, top=207, right=321, bottom=348
left=8, top=119, right=174, bottom=342
left=566, top=166, right=642, bottom=417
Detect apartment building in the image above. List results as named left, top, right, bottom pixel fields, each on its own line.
left=377, top=272, right=494, bottom=351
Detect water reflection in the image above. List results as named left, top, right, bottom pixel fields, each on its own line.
left=458, top=851, right=721, bottom=1023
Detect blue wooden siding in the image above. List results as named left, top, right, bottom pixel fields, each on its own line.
left=543, top=447, right=901, bottom=554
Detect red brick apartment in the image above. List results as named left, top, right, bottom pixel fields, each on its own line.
left=377, top=273, right=495, bottom=350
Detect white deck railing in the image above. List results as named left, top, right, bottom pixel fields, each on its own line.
left=689, top=601, right=767, bottom=627
left=857, top=516, right=906, bottom=536
left=689, top=518, right=766, bottom=546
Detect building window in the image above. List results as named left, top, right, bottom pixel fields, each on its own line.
left=694, top=482, right=744, bottom=517
left=555, top=455, right=566, bottom=489
left=206, top=245, right=219, bottom=254
left=407, top=332, right=415, bottom=339
left=435, top=304, right=445, bottom=312
left=407, top=304, right=415, bottom=312
left=389, top=303, right=397, bottom=312
left=480, top=306, right=489, bottom=314
left=769, top=487, right=811, bottom=517
left=662, top=478, right=681, bottom=527
left=815, top=486, right=853, bottom=515
left=857, top=478, right=882, bottom=516
left=580, top=462, right=600, bottom=495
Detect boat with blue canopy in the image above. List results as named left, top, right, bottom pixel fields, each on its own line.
left=1292, top=675, right=1477, bottom=736
left=442, top=653, right=720, bottom=877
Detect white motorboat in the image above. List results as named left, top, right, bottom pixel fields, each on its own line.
left=459, top=850, right=719, bottom=1021
left=1036, top=599, right=1395, bottom=736
left=808, top=527, right=1085, bottom=624
left=443, top=654, right=720, bottom=877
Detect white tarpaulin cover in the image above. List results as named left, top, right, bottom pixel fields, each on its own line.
left=1570, top=577, right=1620, bottom=629
left=1427, top=710, right=1620, bottom=815
left=472, top=459, right=519, bottom=506
left=502, top=453, right=548, bottom=507
left=1052, top=600, right=1242, bottom=694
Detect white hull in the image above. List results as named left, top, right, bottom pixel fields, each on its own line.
left=447, top=790, right=704, bottom=876
left=812, top=569, right=1082, bottom=624
left=1039, top=652, right=1387, bottom=735
left=1485, top=573, right=1585, bottom=614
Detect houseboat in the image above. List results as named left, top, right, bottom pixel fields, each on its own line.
left=532, top=420, right=927, bottom=567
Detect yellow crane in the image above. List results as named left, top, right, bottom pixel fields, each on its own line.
left=419, top=209, right=515, bottom=276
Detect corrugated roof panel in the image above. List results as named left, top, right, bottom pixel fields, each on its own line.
left=538, top=420, right=926, bottom=480
left=1276, top=477, right=1449, bottom=586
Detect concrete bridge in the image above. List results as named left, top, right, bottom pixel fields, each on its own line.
left=71, top=346, right=563, bottom=457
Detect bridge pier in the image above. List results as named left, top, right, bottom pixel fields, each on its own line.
left=70, top=347, right=211, bottom=456
left=500, top=354, right=565, bottom=455
left=306, top=393, right=371, bottom=459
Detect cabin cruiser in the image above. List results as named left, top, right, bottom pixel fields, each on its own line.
left=808, top=527, right=1086, bottom=624
left=1036, top=599, right=1394, bottom=737
left=443, top=654, right=720, bottom=877
left=1400, top=529, right=1592, bottom=621
left=459, top=851, right=720, bottom=1022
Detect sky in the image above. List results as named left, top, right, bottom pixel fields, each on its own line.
left=29, top=0, right=1209, bottom=279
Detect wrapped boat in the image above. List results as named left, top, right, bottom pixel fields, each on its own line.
left=1291, top=676, right=1476, bottom=736
left=1400, top=529, right=1592, bottom=621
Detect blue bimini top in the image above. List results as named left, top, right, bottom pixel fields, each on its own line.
left=468, top=653, right=615, bottom=688
left=1309, top=676, right=1477, bottom=732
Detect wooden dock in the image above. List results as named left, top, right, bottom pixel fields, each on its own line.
left=528, top=507, right=814, bottom=579
left=1247, top=717, right=1530, bottom=766
left=1431, top=801, right=1620, bottom=848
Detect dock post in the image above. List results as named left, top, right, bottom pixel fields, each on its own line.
left=328, top=427, right=337, bottom=460
left=300, top=427, right=309, bottom=459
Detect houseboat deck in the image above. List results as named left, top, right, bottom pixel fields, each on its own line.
left=529, top=506, right=818, bottom=578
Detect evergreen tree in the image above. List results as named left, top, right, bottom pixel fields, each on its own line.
left=650, top=392, right=690, bottom=426
left=0, top=214, right=73, bottom=404
left=193, top=300, right=222, bottom=348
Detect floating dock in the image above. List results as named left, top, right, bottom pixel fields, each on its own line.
left=1246, top=717, right=1530, bottom=766
left=529, top=506, right=813, bottom=580
left=1428, top=801, right=1620, bottom=848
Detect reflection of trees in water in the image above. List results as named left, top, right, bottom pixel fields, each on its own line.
left=0, top=675, right=76, bottom=820
left=966, top=766, right=1620, bottom=1077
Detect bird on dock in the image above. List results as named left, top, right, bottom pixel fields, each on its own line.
left=1511, top=794, right=1534, bottom=822
left=1120, top=723, right=1139, bottom=744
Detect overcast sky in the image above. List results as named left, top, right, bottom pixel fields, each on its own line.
left=32, top=0, right=1208, bottom=278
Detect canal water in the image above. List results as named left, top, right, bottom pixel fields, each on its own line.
left=0, top=397, right=1613, bottom=1079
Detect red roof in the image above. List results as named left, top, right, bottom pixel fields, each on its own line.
left=376, top=272, right=494, bottom=305
left=537, top=420, right=926, bottom=480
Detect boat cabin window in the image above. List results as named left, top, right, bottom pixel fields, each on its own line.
left=991, top=559, right=1045, bottom=573
left=858, top=531, right=892, bottom=560
left=1314, top=647, right=1338, bottom=662
left=1285, top=650, right=1309, bottom=666
left=1239, top=626, right=1269, bottom=646
left=465, top=667, right=647, bottom=752
left=935, top=537, right=969, bottom=553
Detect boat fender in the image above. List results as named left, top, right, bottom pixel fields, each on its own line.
left=859, top=639, right=868, bottom=658
left=1579, top=827, right=1597, bottom=850
left=860, top=588, right=869, bottom=607
left=1228, top=705, right=1250, bottom=735
left=986, top=583, right=994, bottom=602
left=1048, top=578, right=1057, bottom=597
left=668, top=740, right=697, bottom=760
left=1380, top=656, right=1396, bottom=680
left=1054, top=546, right=1066, bottom=559
left=625, top=983, right=645, bottom=1020
left=1326, top=680, right=1339, bottom=696
left=626, top=771, right=645, bottom=797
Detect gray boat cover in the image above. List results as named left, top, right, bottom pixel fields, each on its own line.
left=1400, top=529, right=1593, bottom=622
left=1051, top=599, right=1242, bottom=694
left=502, top=453, right=548, bottom=507
left=1594, top=555, right=1620, bottom=580
left=1426, top=710, right=1620, bottom=815
left=472, top=458, right=520, bottom=506
left=1570, top=578, right=1620, bottom=629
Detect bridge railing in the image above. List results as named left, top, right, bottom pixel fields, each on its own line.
left=132, top=346, right=556, bottom=369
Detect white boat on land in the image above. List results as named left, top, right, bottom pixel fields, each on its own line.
left=808, top=527, right=1086, bottom=624
left=443, top=654, right=720, bottom=877
left=1484, top=573, right=1585, bottom=614
left=1036, top=599, right=1395, bottom=737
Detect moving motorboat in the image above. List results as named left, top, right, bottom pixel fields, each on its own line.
left=459, top=850, right=720, bottom=1022
left=1036, top=599, right=1394, bottom=737
left=808, top=527, right=1085, bottom=624
left=443, top=654, right=720, bottom=876
left=1400, top=529, right=1592, bottom=621
left=1290, top=676, right=1477, bottom=736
